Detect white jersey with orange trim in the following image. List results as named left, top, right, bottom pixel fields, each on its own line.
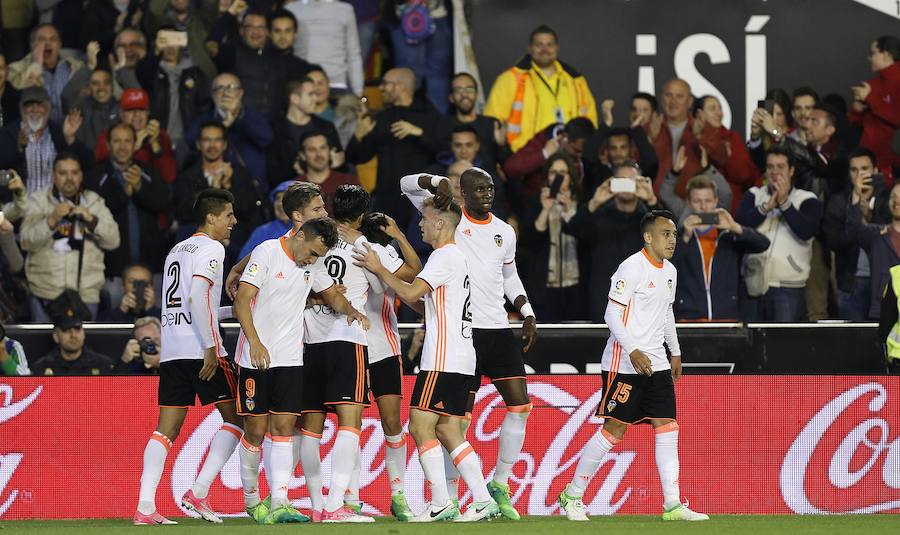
left=364, top=243, right=406, bottom=363
left=416, top=243, right=476, bottom=375
left=399, top=174, right=517, bottom=329
left=304, top=235, right=382, bottom=345
left=160, top=233, right=226, bottom=362
left=235, top=237, right=334, bottom=368
left=601, top=249, right=679, bottom=374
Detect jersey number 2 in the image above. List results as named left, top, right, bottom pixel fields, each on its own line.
left=165, top=261, right=182, bottom=308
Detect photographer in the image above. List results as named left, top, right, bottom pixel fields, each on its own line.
left=20, top=153, right=120, bottom=322
left=521, top=152, right=584, bottom=321
left=118, top=316, right=161, bottom=375
left=671, top=175, right=769, bottom=321
left=98, top=263, right=160, bottom=322
left=0, top=168, right=27, bottom=223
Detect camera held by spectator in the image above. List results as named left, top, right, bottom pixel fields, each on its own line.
left=120, top=316, right=161, bottom=374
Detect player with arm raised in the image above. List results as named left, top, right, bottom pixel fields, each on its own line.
left=135, top=189, right=241, bottom=525
left=557, top=210, right=708, bottom=522
left=400, top=169, right=536, bottom=519
left=354, top=198, right=500, bottom=522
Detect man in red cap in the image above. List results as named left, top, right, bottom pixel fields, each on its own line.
left=94, top=88, right=177, bottom=183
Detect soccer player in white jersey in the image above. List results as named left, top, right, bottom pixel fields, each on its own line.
left=135, top=189, right=240, bottom=525
left=354, top=197, right=500, bottom=522
left=558, top=210, right=708, bottom=522
left=343, top=211, right=422, bottom=521
left=299, top=185, right=381, bottom=523
left=400, top=169, right=537, bottom=519
left=234, top=218, right=367, bottom=524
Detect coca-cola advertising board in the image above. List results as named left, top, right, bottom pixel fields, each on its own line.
left=1, top=376, right=898, bottom=519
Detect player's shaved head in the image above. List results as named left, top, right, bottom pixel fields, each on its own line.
left=459, top=166, right=492, bottom=191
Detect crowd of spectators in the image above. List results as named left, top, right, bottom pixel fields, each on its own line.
left=0, top=2, right=899, bottom=376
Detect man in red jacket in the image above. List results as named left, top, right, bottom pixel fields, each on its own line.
left=849, top=36, right=900, bottom=183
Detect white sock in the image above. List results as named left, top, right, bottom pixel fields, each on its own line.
left=192, top=422, right=241, bottom=499
left=567, top=427, right=619, bottom=498
left=443, top=447, right=460, bottom=500
left=345, top=451, right=361, bottom=506
left=270, top=436, right=294, bottom=508
left=655, top=422, right=681, bottom=510
left=494, top=404, right=531, bottom=486
left=239, top=436, right=262, bottom=508
left=291, top=427, right=303, bottom=473
left=418, top=439, right=449, bottom=506
left=262, top=433, right=273, bottom=492
left=450, top=442, right=490, bottom=503
left=300, top=430, right=324, bottom=512
left=385, top=433, right=407, bottom=497
left=323, top=427, right=359, bottom=512
left=138, top=432, right=171, bottom=514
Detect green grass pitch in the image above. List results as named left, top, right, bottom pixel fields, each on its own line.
left=2, top=515, right=899, bottom=534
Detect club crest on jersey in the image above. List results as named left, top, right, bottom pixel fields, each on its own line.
left=494, top=234, right=503, bottom=247
left=247, top=262, right=259, bottom=275
left=303, top=271, right=311, bottom=284
left=463, top=229, right=472, bottom=236
left=606, top=399, right=617, bottom=412
left=245, top=398, right=255, bottom=411
left=667, top=279, right=673, bottom=291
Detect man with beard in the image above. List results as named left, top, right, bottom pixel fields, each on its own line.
left=0, top=86, right=90, bottom=194
left=295, top=131, right=358, bottom=213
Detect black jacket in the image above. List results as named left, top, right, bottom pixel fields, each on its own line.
left=31, top=347, right=116, bottom=376
left=174, top=161, right=264, bottom=257
left=671, top=226, right=770, bottom=320
left=846, top=202, right=900, bottom=319
left=135, top=53, right=213, bottom=138
left=824, top=188, right=890, bottom=293
left=85, top=161, right=172, bottom=277
left=346, top=95, right=443, bottom=228
left=563, top=200, right=661, bottom=322
left=0, top=83, right=21, bottom=129
left=266, top=115, right=342, bottom=191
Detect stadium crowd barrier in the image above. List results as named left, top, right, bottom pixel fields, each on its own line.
left=5, top=322, right=890, bottom=375
left=1, top=375, right=897, bottom=518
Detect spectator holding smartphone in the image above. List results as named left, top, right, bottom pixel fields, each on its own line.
left=522, top=152, right=584, bottom=321
left=0, top=322, right=30, bottom=376
left=671, top=175, right=769, bottom=321
left=98, top=262, right=160, bottom=322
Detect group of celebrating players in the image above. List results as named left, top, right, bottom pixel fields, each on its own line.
left=132, top=165, right=708, bottom=524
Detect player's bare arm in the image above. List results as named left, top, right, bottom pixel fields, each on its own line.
left=379, top=213, right=423, bottom=276
left=513, top=295, right=538, bottom=352
left=225, top=253, right=251, bottom=300
left=671, top=355, right=683, bottom=382
left=416, top=173, right=452, bottom=209
left=320, top=284, right=370, bottom=330
left=234, top=281, right=271, bottom=369
left=353, top=243, right=430, bottom=305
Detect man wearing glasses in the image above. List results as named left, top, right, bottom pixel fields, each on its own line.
left=186, top=72, right=274, bottom=195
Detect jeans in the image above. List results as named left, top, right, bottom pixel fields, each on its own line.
left=357, top=18, right=379, bottom=67
left=389, top=16, right=452, bottom=114
left=759, top=287, right=806, bottom=322
left=837, top=277, right=871, bottom=321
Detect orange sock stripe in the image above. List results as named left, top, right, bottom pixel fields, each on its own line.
left=220, top=423, right=242, bottom=439
left=418, top=439, right=440, bottom=454
left=600, top=427, right=622, bottom=445
left=271, top=435, right=293, bottom=443
left=151, top=432, right=172, bottom=450
left=265, top=432, right=272, bottom=440
left=301, top=428, right=323, bottom=439
left=452, top=446, right=475, bottom=466
left=337, top=426, right=361, bottom=437
left=654, top=421, right=679, bottom=434
left=386, top=435, right=407, bottom=448
left=507, top=403, right=533, bottom=413
left=240, top=436, right=261, bottom=452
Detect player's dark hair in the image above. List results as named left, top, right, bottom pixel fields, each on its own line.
left=332, top=184, right=370, bottom=223
left=300, top=217, right=338, bottom=248
left=282, top=182, right=322, bottom=218
left=360, top=212, right=392, bottom=246
left=847, top=146, right=878, bottom=168
left=194, top=188, right=234, bottom=223
left=640, top=209, right=676, bottom=236
left=632, top=91, right=658, bottom=111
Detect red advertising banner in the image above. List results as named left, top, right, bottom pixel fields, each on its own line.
left=1, top=376, right=898, bottom=519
